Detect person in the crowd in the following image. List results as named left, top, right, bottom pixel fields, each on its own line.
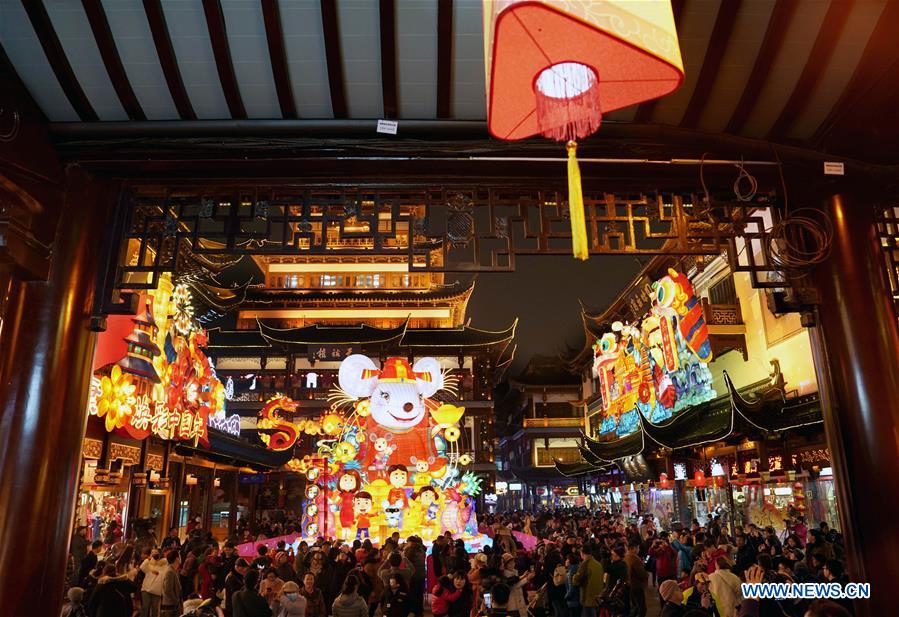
left=682, top=572, right=720, bottom=617
left=382, top=573, right=411, bottom=617
left=563, top=554, right=582, bottom=617
left=160, top=550, right=183, bottom=617
left=650, top=533, right=678, bottom=585
left=571, top=544, right=604, bottom=617
left=70, top=527, right=90, bottom=585
left=260, top=568, right=287, bottom=608
left=448, top=570, right=474, bottom=617
left=87, top=564, right=137, bottom=617
left=274, top=551, right=297, bottom=584
left=708, top=558, right=741, bottom=617
left=232, top=569, right=272, bottom=617
left=224, top=558, right=251, bottom=617
left=659, top=579, right=686, bottom=617
left=273, top=580, right=306, bottom=617
left=485, top=583, right=516, bottom=617
left=199, top=546, right=223, bottom=599
left=138, top=548, right=167, bottom=617
left=331, top=574, right=368, bottom=617
left=253, top=546, right=275, bottom=571
left=160, top=527, right=181, bottom=552
left=623, top=540, right=648, bottom=617
left=301, top=572, right=327, bottom=617
left=432, top=575, right=463, bottom=617
left=181, top=550, right=200, bottom=599
left=60, top=586, right=88, bottom=617
left=79, top=540, right=104, bottom=588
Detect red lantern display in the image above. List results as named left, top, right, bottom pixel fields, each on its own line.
left=694, top=470, right=706, bottom=488
left=484, top=1, right=685, bottom=260
left=659, top=472, right=669, bottom=489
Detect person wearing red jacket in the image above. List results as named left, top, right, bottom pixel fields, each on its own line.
left=431, top=575, right=463, bottom=617
left=197, top=546, right=221, bottom=599
left=649, top=534, right=677, bottom=583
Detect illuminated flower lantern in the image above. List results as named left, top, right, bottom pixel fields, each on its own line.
left=484, top=0, right=684, bottom=259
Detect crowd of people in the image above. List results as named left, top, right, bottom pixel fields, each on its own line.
left=62, top=508, right=856, bottom=617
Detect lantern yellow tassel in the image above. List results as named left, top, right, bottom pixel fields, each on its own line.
left=567, top=141, right=589, bottom=260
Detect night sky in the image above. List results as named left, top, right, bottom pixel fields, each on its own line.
left=459, top=255, right=645, bottom=375
left=216, top=254, right=644, bottom=377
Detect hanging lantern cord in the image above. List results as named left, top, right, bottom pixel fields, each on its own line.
left=566, top=140, right=589, bottom=261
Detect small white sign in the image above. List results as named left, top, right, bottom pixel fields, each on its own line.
left=377, top=119, right=398, bottom=135
left=823, top=161, right=844, bottom=176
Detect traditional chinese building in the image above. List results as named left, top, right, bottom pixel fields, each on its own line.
left=205, top=226, right=517, bottom=502
left=557, top=254, right=832, bottom=530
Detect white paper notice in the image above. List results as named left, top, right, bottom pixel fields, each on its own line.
left=377, top=119, right=398, bottom=135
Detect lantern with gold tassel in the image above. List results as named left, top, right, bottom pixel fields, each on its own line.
left=484, top=0, right=684, bottom=259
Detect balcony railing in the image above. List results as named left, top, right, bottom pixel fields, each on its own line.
left=535, top=447, right=582, bottom=466
left=523, top=417, right=585, bottom=428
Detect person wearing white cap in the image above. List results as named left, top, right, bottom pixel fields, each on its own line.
left=658, top=579, right=685, bottom=617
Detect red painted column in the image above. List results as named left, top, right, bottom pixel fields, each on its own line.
left=810, top=193, right=899, bottom=617
left=0, top=167, right=112, bottom=617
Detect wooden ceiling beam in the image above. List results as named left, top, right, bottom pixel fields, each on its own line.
left=678, top=0, right=741, bottom=128
left=811, top=0, right=899, bottom=147
left=143, top=0, right=196, bottom=120
left=82, top=0, right=146, bottom=121
left=21, top=0, right=98, bottom=122
left=261, top=0, right=297, bottom=119
left=379, top=0, right=398, bottom=118
left=436, top=0, right=453, bottom=119
left=724, top=0, right=798, bottom=134
left=766, top=0, right=854, bottom=141
left=201, top=0, right=247, bottom=119
left=320, top=0, right=348, bottom=119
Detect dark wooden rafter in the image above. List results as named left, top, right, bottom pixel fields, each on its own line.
left=143, top=0, right=196, bottom=120
left=81, top=0, right=146, bottom=121
left=201, top=0, right=247, bottom=119
left=20, top=0, right=98, bottom=121
left=811, top=0, right=899, bottom=146
left=0, top=42, right=48, bottom=123
left=632, top=0, right=686, bottom=123
left=261, top=0, right=297, bottom=119
left=320, top=0, right=348, bottom=119
left=724, top=0, right=798, bottom=134
left=379, top=0, right=398, bottom=118
left=436, top=0, right=453, bottom=118
left=678, top=0, right=741, bottom=128
left=766, top=0, right=855, bottom=141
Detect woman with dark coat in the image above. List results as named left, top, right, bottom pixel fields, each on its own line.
left=87, top=564, right=137, bottom=617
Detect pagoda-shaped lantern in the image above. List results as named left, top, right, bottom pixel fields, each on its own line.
left=484, top=0, right=684, bottom=259
left=116, top=298, right=162, bottom=396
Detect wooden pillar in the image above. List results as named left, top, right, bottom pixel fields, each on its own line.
left=229, top=473, right=240, bottom=538
left=0, top=167, right=111, bottom=617
left=809, top=193, right=899, bottom=617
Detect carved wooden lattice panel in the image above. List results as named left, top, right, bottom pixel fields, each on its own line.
left=876, top=205, right=899, bottom=316
left=97, top=184, right=784, bottom=315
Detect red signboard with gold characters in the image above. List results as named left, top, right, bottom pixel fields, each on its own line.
left=88, top=280, right=224, bottom=446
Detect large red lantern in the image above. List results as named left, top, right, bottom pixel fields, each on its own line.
left=484, top=1, right=684, bottom=260
left=659, top=472, right=669, bottom=489
left=694, top=470, right=706, bottom=488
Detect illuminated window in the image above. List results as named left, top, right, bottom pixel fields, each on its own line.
left=356, top=274, right=383, bottom=288
left=285, top=275, right=301, bottom=288
left=402, top=274, right=411, bottom=287
left=321, top=274, right=343, bottom=287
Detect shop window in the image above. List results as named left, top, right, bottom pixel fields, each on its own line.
left=321, top=274, right=343, bottom=287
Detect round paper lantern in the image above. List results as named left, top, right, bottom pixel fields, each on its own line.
left=306, top=467, right=320, bottom=482
left=484, top=0, right=684, bottom=141
left=694, top=470, right=706, bottom=488
left=484, top=1, right=684, bottom=260
left=305, top=485, right=320, bottom=500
